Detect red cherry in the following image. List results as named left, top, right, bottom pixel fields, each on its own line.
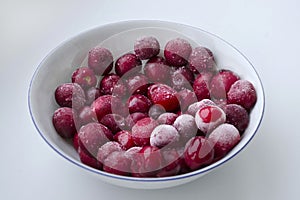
left=78, top=147, right=102, bottom=170
left=131, top=146, right=162, bottom=177
left=131, top=117, right=159, bottom=146
left=199, top=106, right=223, bottom=123
left=103, top=151, right=132, bottom=176
left=88, top=47, right=113, bottom=75
left=90, top=95, right=112, bottom=121
left=71, top=67, right=97, bottom=89
left=147, top=83, right=179, bottom=112
left=210, top=69, right=240, bottom=99
left=114, top=130, right=135, bottom=150
left=115, top=53, right=142, bottom=77
left=184, top=136, right=214, bottom=170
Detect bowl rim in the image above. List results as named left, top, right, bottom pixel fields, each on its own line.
left=28, top=19, right=265, bottom=183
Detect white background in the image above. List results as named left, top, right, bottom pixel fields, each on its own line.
left=1, top=0, right=299, bottom=199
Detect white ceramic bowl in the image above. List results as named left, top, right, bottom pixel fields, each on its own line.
left=28, top=20, right=265, bottom=189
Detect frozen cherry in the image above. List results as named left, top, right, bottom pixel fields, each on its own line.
left=88, top=47, right=113, bottom=75
left=176, top=89, right=197, bottom=112
left=134, top=36, right=160, bottom=60
left=78, top=122, right=113, bottom=156
left=125, top=73, right=149, bottom=95
left=127, top=94, right=152, bottom=114
left=100, top=114, right=126, bottom=134
left=148, top=83, right=179, bottom=112
left=131, top=117, right=159, bottom=146
left=71, top=67, right=97, bottom=89
left=208, top=123, right=240, bottom=159
left=91, top=95, right=112, bottom=121
left=112, top=79, right=127, bottom=98
left=157, top=112, right=178, bottom=125
left=55, top=83, right=86, bottom=110
left=210, top=69, right=240, bottom=99
left=227, top=80, right=257, bottom=110
left=96, top=141, right=123, bottom=164
left=115, top=53, right=142, bottom=77
left=73, top=133, right=79, bottom=151
left=164, top=38, right=192, bottom=66
left=171, top=66, right=195, bottom=90
left=114, top=130, right=135, bottom=150
left=188, top=46, right=215, bottom=73
left=156, top=148, right=181, bottom=177
left=78, top=147, right=102, bottom=169
left=103, top=151, right=132, bottom=176
left=77, top=106, right=97, bottom=126
left=187, top=99, right=216, bottom=116
left=193, top=72, right=213, bottom=101
left=131, top=146, right=162, bottom=177
left=124, top=146, right=143, bottom=159
left=148, top=104, right=166, bottom=120
left=52, top=107, right=77, bottom=138
left=144, top=61, right=172, bottom=83
left=150, top=124, right=180, bottom=148
left=173, top=114, right=198, bottom=142
left=195, top=105, right=226, bottom=134
left=125, top=112, right=148, bottom=129
left=224, top=104, right=249, bottom=133
left=184, top=136, right=214, bottom=170
left=99, top=73, right=120, bottom=95
left=176, top=147, right=191, bottom=174
left=110, top=96, right=128, bottom=117
left=85, top=87, right=101, bottom=105
left=147, top=55, right=166, bottom=64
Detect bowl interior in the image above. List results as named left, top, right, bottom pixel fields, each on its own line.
left=29, top=20, right=264, bottom=185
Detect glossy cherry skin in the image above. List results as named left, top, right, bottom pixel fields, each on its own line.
left=193, top=72, right=213, bottom=101
left=147, top=83, right=180, bottom=112
left=115, top=53, right=142, bottom=77
left=127, top=94, right=152, bottom=114
left=90, top=95, right=112, bottom=122
left=184, top=136, right=214, bottom=170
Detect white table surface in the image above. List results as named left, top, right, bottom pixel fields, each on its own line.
left=1, top=0, right=299, bottom=199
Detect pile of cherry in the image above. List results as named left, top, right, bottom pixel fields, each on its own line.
left=52, top=36, right=257, bottom=177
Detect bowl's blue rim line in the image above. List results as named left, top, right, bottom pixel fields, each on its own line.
left=28, top=19, right=265, bottom=183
